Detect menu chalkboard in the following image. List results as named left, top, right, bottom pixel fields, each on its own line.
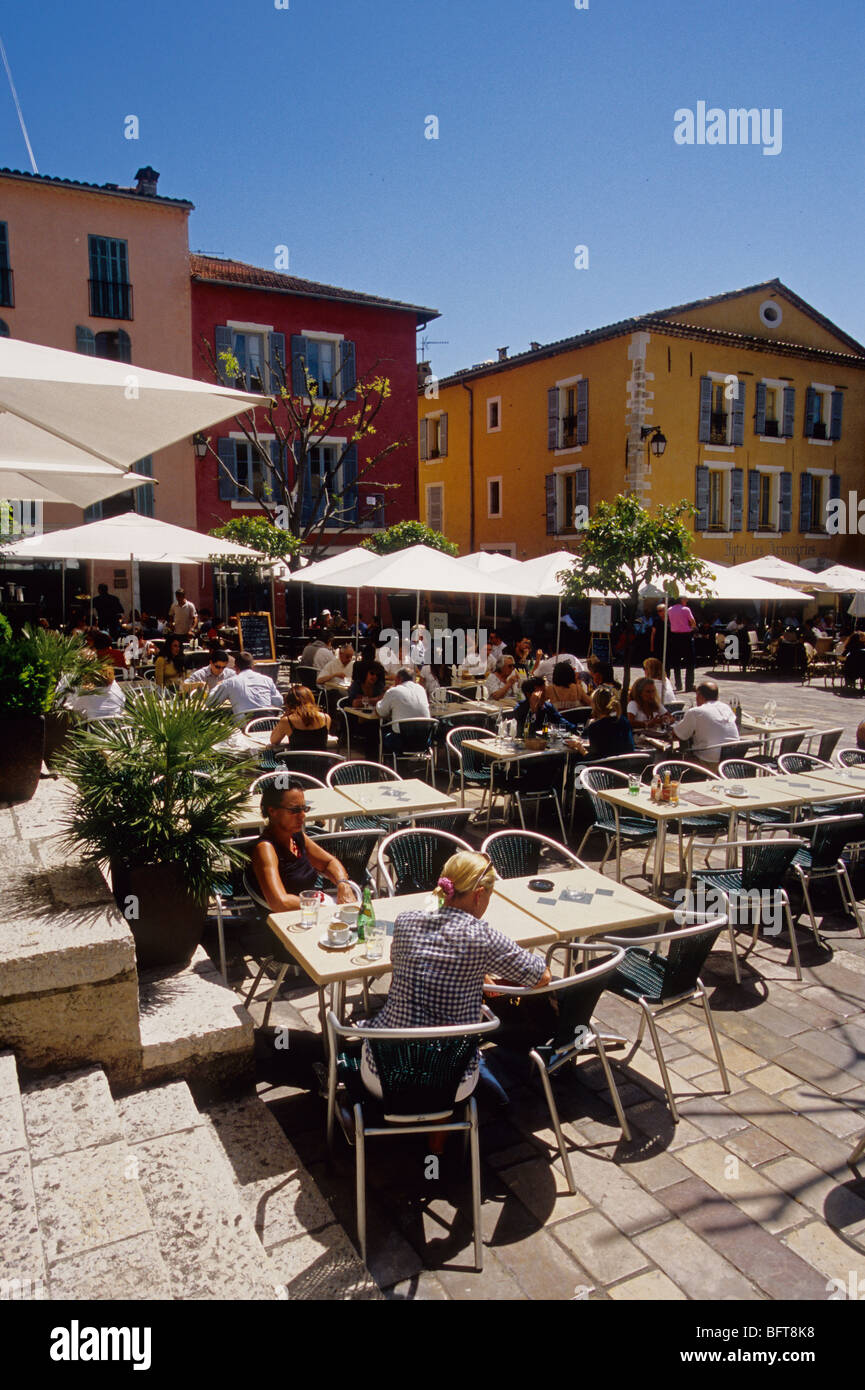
left=236, top=611, right=276, bottom=662
left=590, top=634, right=611, bottom=666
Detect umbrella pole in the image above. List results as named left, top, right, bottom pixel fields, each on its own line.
left=661, top=588, right=669, bottom=680
left=356, top=586, right=360, bottom=644
left=61, top=558, right=66, bottom=629
left=90, top=559, right=94, bottom=627
left=556, top=595, right=561, bottom=656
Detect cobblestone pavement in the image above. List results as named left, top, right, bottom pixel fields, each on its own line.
left=220, top=665, right=865, bottom=1300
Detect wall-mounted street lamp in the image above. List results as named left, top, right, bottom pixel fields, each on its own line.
left=192, top=433, right=209, bottom=459
left=640, top=425, right=667, bottom=457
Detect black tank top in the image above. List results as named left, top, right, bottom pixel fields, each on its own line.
left=253, top=829, right=318, bottom=897
left=288, top=723, right=329, bottom=750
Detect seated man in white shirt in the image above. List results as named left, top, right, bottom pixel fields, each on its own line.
left=486, top=653, right=521, bottom=701
left=316, top=644, right=355, bottom=689
left=376, top=668, right=431, bottom=753
left=66, top=664, right=126, bottom=722
left=533, top=651, right=587, bottom=682
left=672, top=678, right=739, bottom=767
left=208, top=651, right=282, bottom=719
left=183, top=648, right=231, bottom=693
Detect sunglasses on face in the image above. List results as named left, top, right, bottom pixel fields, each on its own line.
left=279, top=803, right=311, bottom=814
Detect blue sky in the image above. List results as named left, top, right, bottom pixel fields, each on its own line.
left=2, top=0, right=864, bottom=377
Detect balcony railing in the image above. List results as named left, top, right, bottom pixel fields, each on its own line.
left=763, top=418, right=780, bottom=437
left=0, top=266, right=13, bottom=308
left=808, top=420, right=828, bottom=440
left=709, top=410, right=729, bottom=445
left=89, top=278, right=133, bottom=320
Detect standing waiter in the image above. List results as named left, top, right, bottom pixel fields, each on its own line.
left=668, top=595, right=697, bottom=693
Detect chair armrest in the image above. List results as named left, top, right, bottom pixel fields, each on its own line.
left=604, top=914, right=728, bottom=948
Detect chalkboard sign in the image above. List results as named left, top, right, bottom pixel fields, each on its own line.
left=590, top=634, right=611, bottom=666
left=236, top=611, right=276, bottom=662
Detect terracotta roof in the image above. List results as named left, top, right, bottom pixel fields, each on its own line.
left=433, top=284, right=865, bottom=390
left=190, top=254, right=438, bottom=325
left=0, top=166, right=193, bottom=209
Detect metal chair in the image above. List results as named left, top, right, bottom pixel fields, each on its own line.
left=803, top=727, right=843, bottom=763
left=503, top=751, right=568, bottom=842
left=210, top=835, right=259, bottom=981
left=482, top=943, right=631, bottom=1192
left=276, top=749, right=344, bottom=781
left=568, top=752, right=651, bottom=831
left=688, top=836, right=809, bottom=980
left=248, top=770, right=325, bottom=797
left=244, top=715, right=282, bottom=738
left=326, top=1008, right=501, bottom=1269
left=604, top=915, right=731, bottom=1124
left=718, top=758, right=791, bottom=832
left=837, top=748, right=865, bottom=769
left=381, top=717, right=439, bottom=783
left=377, top=827, right=472, bottom=896
left=750, top=732, right=806, bottom=769
left=445, top=726, right=494, bottom=817
left=411, top=808, right=475, bottom=837
left=326, top=758, right=403, bottom=831
left=576, top=767, right=657, bottom=881
left=785, top=816, right=865, bottom=940
left=482, top=828, right=583, bottom=880
left=310, top=830, right=383, bottom=893
left=715, top=739, right=760, bottom=762
left=777, top=751, right=854, bottom=818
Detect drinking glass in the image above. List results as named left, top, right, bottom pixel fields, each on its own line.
left=299, top=891, right=320, bottom=932
left=364, top=918, right=384, bottom=961
left=628, top=774, right=639, bottom=796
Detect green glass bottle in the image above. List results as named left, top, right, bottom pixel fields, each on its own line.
left=357, top=885, right=375, bottom=944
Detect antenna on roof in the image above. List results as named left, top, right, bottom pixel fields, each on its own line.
left=0, top=34, right=37, bottom=173
left=419, top=333, right=448, bottom=360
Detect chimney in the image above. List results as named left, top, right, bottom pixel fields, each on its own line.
left=135, top=166, right=160, bottom=196
left=497, top=346, right=509, bottom=362
left=530, top=341, right=541, bottom=352
left=417, top=360, right=432, bottom=390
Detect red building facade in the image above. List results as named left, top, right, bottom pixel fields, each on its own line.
left=190, top=256, right=437, bottom=620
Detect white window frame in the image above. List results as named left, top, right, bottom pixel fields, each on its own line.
left=553, top=373, right=585, bottom=456
left=225, top=320, right=274, bottom=394
left=422, top=411, right=446, bottom=461
left=758, top=376, right=788, bottom=443
left=805, top=466, right=832, bottom=538
left=706, top=370, right=735, bottom=450
left=552, top=463, right=584, bottom=535
left=699, top=455, right=734, bottom=538
left=807, top=381, right=835, bottom=446
left=305, top=433, right=351, bottom=529
left=228, top=430, right=277, bottom=510
left=753, top=461, right=783, bottom=535
left=297, top=330, right=346, bottom=401
left=706, top=466, right=730, bottom=533
left=487, top=475, right=502, bottom=518
left=486, top=396, right=502, bottom=433
left=425, top=482, right=444, bottom=532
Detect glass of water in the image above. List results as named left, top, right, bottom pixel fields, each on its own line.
left=364, top=917, right=384, bottom=960
left=299, top=891, right=320, bottom=932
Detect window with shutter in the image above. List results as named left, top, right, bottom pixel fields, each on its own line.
left=217, top=438, right=238, bottom=501
left=747, top=470, right=760, bottom=530
left=731, top=380, right=745, bottom=446
left=778, top=471, right=793, bottom=532
left=799, top=473, right=813, bottom=533
left=214, top=326, right=232, bottom=386
left=547, top=388, right=559, bottom=450
left=545, top=474, right=556, bottom=534
left=754, top=382, right=767, bottom=435
left=290, top=335, right=309, bottom=395
left=0, top=222, right=13, bottom=308
left=339, top=341, right=357, bottom=399
left=76, top=325, right=96, bottom=356
left=782, top=387, right=796, bottom=438
left=829, top=391, right=843, bottom=441
left=438, top=413, right=448, bottom=457
left=88, top=235, right=132, bottom=319
left=804, top=386, right=824, bottom=438
left=95, top=330, right=132, bottom=362
left=487, top=478, right=502, bottom=517
left=730, top=468, right=743, bottom=531
left=698, top=377, right=712, bottom=443
left=268, top=332, right=286, bottom=393
left=576, top=379, right=588, bottom=445
left=426, top=483, right=444, bottom=532
left=419, top=418, right=429, bottom=462
left=694, top=465, right=710, bottom=530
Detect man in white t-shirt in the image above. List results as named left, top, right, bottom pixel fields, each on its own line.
left=377, top=669, right=431, bottom=752
left=672, top=679, right=739, bottom=766
left=209, top=652, right=282, bottom=719
left=533, top=651, right=587, bottom=682
left=169, top=589, right=197, bottom=636
left=316, top=644, right=355, bottom=688
left=66, top=666, right=126, bottom=722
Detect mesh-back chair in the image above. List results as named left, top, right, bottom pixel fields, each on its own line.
left=750, top=731, right=806, bottom=769
left=837, top=748, right=865, bottom=769
left=327, top=759, right=403, bottom=831
left=559, top=706, right=592, bottom=731
left=786, top=816, right=865, bottom=941
left=504, top=751, right=567, bottom=842
left=311, top=829, right=383, bottom=894
left=689, top=836, right=809, bottom=980
left=715, top=739, right=759, bottom=763
left=326, top=1008, right=501, bottom=1269
left=482, top=828, right=583, bottom=880
left=482, top=943, right=630, bottom=1192
left=244, top=715, right=281, bottom=738
left=296, top=664, right=322, bottom=693
left=210, top=835, right=259, bottom=980
left=803, top=727, right=843, bottom=763
left=576, top=767, right=657, bottom=881
left=381, top=717, right=439, bottom=783
left=412, top=808, right=475, bottom=837
left=604, top=915, right=731, bottom=1124
left=718, top=758, right=792, bottom=832
left=377, top=828, right=472, bottom=896
left=647, top=759, right=729, bottom=875
left=776, top=751, right=852, bottom=818
left=665, top=700, right=686, bottom=717
left=248, top=770, right=325, bottom=797
left=569, top=752, right=651, bottom=830
left=276, top=750, right=344, bottom=782
left=445, top=726, right=494, bottom=816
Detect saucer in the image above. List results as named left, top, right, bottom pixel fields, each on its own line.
left=726, top=787, right=749, bottom=798
left=319, top=931, right=358, bottom=951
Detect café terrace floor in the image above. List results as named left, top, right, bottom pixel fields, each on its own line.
left=223, top=667, right=865, bottom=1301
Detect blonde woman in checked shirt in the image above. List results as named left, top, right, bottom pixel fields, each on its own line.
left=360, top=851, right=550, bottom=1100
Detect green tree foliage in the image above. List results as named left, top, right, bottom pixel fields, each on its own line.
left=359, top=520, right=458, bottom=556
left=0, top=627, right=55, bottom=718
left=558, top=495, right=710, bottom=696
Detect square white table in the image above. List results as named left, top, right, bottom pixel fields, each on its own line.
left=494, top=868, right=673, bottom=940
left=234, top=785, right=357, bottom=830
left=338, top=778, right=456, bottom=817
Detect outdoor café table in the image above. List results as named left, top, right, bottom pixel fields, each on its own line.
left=233, top=785, right=358, bottom=830
left=493, top=868, right=673, bottom=941
left=460, top=735, right=563, bottom=824
left=739, top=714, right=815, bottom=752
left=265, top=889, right=556, bottom=1054
left=337, top=778, right=457, bottom=818
left=790, top=766, right=865, bottom=796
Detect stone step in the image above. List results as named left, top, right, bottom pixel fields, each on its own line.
left=116, top=1081, right=283, bottom=1300
left=137, top=946, right=254, bottom=1100
left=206, top=1091, right=382, bottom=1300
left=20, top=1064, right=171, bottom=1300
left=0, top=1050, right=47, bottom=1299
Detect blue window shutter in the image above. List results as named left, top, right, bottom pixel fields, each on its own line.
left=830, top=391, right=844, bottom=441
left=547, top=388, right=559, bottom=450
left=76, top=325, right=95, bottom=355
left=694, top=466, right=709, bottom=530
left=268, top=438, right=282, bottom=477
left=799, top=473, right=813, bottom=533
left=419, top=418, right=429, bottom=461
left=298, top=445, right=313, bottom=527
left=340, top=340, right=357, bottom=399
left=782, top=387, right=795, bottom=438
left=290, top=335, right=308, bottom=395
left=545, top=474, right=557, bottom=534
left=133, top=456, right=154, bottom=518
left=574, top=468, right=589, bottom=513
left=340, top=445, right=358, bottom=523
left=779, top=472, right=793, bottom=532
left=804, top=387, right=819, bottom=437
left=754, top=382, right=766, bottom=435
left=268, top=332, right=286, bottom=394
left=439, top=413, right=448, bottom=457
left=214, top=325, right=232, bottom=386
left=730, top=468, right=744, bottom=531
left=829, top=474, right=841, bottom=501
left=698, top=377, right=712, bottom=442
left=232, top=332, right=248, bottom=386
left=305, top=340, right=320, bottom=393
left=217, top=437, right=238, bottom=500
left=731, top=380, right=745, bottom=446
left=576, top=379, right=589, bottom=445
left=747, top=470, right=760, bottom=530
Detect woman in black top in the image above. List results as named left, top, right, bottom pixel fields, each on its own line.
left=512, top=676, right=566, bottom=737
left=251, top=783, right=355, bottom=910
left=269, top=685, right=331, bottom=750
left=581, top=686, right=635, bottom=759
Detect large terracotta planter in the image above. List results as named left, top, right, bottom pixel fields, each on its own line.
left=0, top=714, right=45, bottom=804
left=110, top=860, right=207, bottom=970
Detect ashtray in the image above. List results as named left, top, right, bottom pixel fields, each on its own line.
left=528, top=878, right=554, bottom=892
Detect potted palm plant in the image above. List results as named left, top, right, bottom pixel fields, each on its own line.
left=22, top=624, right=94, bottom=765
left=0, top=619, right=54, bottom=803
left=60, top=689, right=258, bottom=969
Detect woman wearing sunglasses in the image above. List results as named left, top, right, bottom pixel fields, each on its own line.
left=360, top=850, right=550, bottom=1101
left=250, top=783, right=355, bottom=910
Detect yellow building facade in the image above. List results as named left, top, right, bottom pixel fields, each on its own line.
left=418, top=281, right=865, bottom=568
